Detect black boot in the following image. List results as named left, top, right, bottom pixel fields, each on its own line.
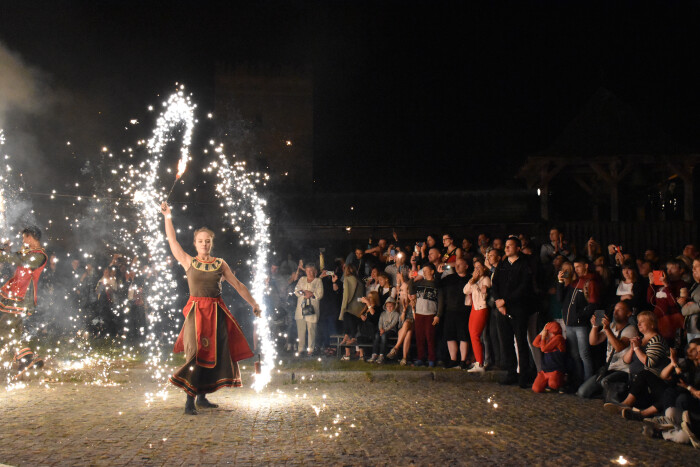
left=196, top=394, right=219, bottom=408
left=184, top=395, right=198, bottom=415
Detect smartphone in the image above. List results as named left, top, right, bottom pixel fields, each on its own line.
left=357, top=297, right=364, bottom=302
left=594, top=310, right=606, bottom=327
left=390, top=249, right=396, bottom=256
left=652, top=270, right=665, bottom=286
left=561, top=270, right=571, bottom=279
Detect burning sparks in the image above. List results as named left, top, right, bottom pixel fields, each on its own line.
left=118, top=87, right=196, bottom=395
left=211, top=155, right=274, bottom=392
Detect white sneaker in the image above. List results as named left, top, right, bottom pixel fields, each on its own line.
left=467, top=363, right=485, bottom=373
left=367, top=354, right=378, bottom=363
left=376, top=355, right=385, bottom=364
left=682, top=411, right=699, bottom=449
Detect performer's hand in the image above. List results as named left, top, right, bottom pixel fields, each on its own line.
left=252, top=304, right=262, bottom=318
left=160, top=202, right=171, bottom=216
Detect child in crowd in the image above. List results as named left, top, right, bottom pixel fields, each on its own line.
left=369, top=297, right=400, bottom=363
left=531, top=321, right=567, bottom=393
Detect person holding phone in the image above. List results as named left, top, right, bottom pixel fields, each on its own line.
left=577, top=300, right=638, bottom=399
left=647, top=258, right=689, bottom=342
left=557, top=257, right=601, bottom=389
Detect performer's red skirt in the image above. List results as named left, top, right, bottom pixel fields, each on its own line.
left=169, top=296, right=253, bottom=396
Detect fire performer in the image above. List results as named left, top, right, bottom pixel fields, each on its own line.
left=0, top=226, right=48, bottom=375
left=161, top=202, right=260, bottom=415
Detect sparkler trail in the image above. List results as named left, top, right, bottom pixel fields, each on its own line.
left=119, top=85, right=197, bottom=393
left=210, top=155, right=274, bottom=392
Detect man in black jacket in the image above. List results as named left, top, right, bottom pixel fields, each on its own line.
left=492, top=237, right=535, bottom=387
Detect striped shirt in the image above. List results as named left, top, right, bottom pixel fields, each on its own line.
left=644, top=334, right=670, bottom=375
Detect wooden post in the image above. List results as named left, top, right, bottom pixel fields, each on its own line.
left=590, top=159, right=632, bottom=222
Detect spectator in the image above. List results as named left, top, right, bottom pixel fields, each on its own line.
left=476, top=233, right=491, bottom=257
left=492, top=238, right=504, bottom=252
left=384, top=250, right=410, bottom=290
left=284, top=259, right=305, bottom=351
left=644, top=339, right=700, bottom=447
left=647, top=258, right=688, bottom=342
left=339, top=264, right=366, bottom=351
left=340, top=291, right=378, bottom=361
left=531, top=321, right=567, bottom=393
left=387, top=296, right=415, bottom=366
left=577, top=300, right=638, bottom=399
left=585, top=237, right=603, bottom=263
left=370, top=296, right=400, bottom=364
left=366, top=267, right=380, bottom=294
left=318, top=261, right=343, bottom=353
left=540, top=227, right=573, bottom=266
left=376, top=271, right=396, bottom=309
left=681, top=258, right=700, bottom=342
left=419, top=234, right=439, bottom=265
left=645, top=249, right=661, bottom=269
left=441, top=233, right=462, bottom=272
left=684, top=244, right=700, bottom=260
left=492, top=237, right=536, bottom=387
left=616, top=260, right=649, bottom=315
left=408, top=263, right=442, bottom=367
left=355, top=291, right=381, bottom=360
left=594, top=255, right=617, bottom=309
left=557, top=257, right=600, bottom=388
left=545, top=256, right=568, bottom=327
left=346, top=246, right=376, bottom=281
left=484, top=249, right=506, bottom=370
left=605, top=311, right=670, bottom=420
left=439, top=258, right=470, bottom=368
left=366, top=238, right=389, bottom=264
left=294, top=262, right=324, bottom=356
left=638, top=259, right=653, bottom=281
left=464, top=257, right=492, bottom=372
left=461, top=237, right=475, bottom=263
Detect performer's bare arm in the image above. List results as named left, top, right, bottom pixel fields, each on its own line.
left=221, top=260, right=261, bottom=317
left=160, top=202, right=192, bottom=269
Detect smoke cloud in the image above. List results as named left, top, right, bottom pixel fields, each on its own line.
left=0, top=42, right=45, bottom=128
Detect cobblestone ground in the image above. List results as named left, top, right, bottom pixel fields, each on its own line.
left=0, top=367, right=697, bottom=466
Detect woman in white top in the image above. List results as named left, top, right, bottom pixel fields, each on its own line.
left=463, top=257, right=492, bottom=372
left=294, top=262, right=324, bottom=356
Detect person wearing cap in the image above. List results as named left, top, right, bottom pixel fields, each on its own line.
left=369, top=297, right=400, bottom=364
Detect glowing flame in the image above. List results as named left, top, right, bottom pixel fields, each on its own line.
left=176, top=157, right=187, bottom=179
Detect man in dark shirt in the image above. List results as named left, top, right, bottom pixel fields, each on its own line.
left=492, top=237, right=535, bottom=387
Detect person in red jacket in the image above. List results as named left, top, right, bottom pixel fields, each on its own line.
left=0, top=226, right=48, bottom=375
left=531, top=321, right=566, bottom=393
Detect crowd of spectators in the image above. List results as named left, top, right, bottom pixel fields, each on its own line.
left=268, top=228, right=700, bottom=449
left=36, top=253, right=159, bottom=342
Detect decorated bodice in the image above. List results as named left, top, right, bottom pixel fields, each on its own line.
left=186, top=257, right=224, bottom=298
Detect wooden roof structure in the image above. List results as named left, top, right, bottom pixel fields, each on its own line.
left=518, top=88, right=700, bottom=221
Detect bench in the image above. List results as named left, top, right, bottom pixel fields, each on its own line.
left=329, top=334, right=398, bottom=359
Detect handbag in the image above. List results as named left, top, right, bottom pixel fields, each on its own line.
left=302, top=298, right=315, bottom=316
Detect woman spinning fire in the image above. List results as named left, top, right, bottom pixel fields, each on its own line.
left=161, top=201, right=260, bottom=415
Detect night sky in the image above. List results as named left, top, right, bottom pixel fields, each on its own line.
left=2, top=0, right=700, bottom=192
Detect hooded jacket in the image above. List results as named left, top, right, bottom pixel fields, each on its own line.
left=532, top=321, right=566, bottom=373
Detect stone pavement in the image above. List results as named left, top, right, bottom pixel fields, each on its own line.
left=0, top=367, right=697, bottom=466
